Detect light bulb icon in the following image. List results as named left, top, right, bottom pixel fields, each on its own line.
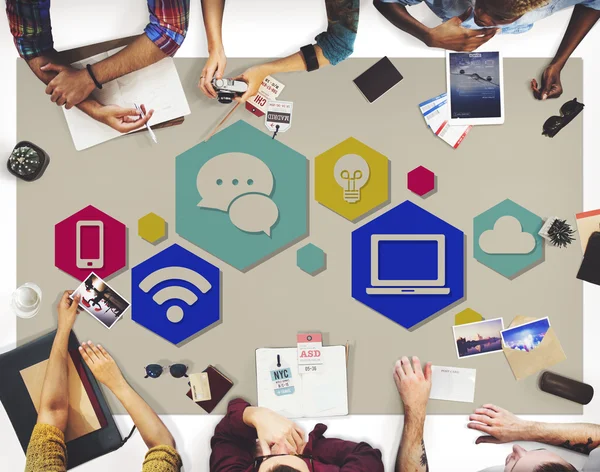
left=333, top=154, right=370, bottom=203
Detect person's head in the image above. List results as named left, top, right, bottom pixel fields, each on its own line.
left=504, top=445, right=578, bottom=472
left=257, top=457, right=309, bottom=472
left=473, top=0, right=550, bottom=27
left=256, top=441, right=311, bottom=472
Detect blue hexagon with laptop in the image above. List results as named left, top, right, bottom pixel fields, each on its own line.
left=352, top=200, right=465, bottom=330
left=176, top=120, right=308, bottom=271
left=473, top=199, right=544, bottom=279
left=131, top=244, right=221, bottom=345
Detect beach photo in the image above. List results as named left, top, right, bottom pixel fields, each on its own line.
left=453, top=318, right=504, bottom=359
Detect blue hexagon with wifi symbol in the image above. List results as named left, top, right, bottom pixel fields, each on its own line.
left=131, top=244, right=221, bottom=345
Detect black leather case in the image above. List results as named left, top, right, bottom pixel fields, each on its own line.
left=539, top=371, right=594, bottom=405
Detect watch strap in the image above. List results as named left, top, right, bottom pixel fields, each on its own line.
left=300, top=44, right=319, bottom=72
left=86, top=64, right=103, bottom=90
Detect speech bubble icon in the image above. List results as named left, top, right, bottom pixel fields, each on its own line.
left=196, top=152, right=274, bottom=212
left=228, top=193, right=279, bottom=237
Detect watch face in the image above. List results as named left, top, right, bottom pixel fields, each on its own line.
left=9, top=145, right=41, bottom=177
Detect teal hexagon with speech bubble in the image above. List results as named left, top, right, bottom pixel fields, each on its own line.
left=473, top=199, right=544, bottom=279
left=176, top=120, right=308, bottom=271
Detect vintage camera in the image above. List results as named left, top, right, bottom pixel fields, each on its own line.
left=211, top=78, right=248, bottom=104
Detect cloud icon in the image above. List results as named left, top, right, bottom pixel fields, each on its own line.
left=479, top=215, right=536, bottom=254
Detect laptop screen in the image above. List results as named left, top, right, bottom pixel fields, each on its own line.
left=378, top=239, right=439, bottom=282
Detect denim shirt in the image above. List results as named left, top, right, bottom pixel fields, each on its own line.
left=379, top=0, right=600, bottom=34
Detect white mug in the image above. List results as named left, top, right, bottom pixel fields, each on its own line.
left=11, top=283, right=42, bottom=319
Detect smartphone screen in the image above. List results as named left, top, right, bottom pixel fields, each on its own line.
left=79, top=225, right=101, bottom=260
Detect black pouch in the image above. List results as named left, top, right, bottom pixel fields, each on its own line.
left=577, top=231, right=600, bottom=286
left=542, top=98, right=584, bottom=138
left=539, top=371, right=594, bottom=405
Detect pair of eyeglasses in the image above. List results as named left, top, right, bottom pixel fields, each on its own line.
left=253, top=454, right=314, bottom=471
left=542, top=98, right=584, bottom=138
left=144, top=363, right=188, bottom=379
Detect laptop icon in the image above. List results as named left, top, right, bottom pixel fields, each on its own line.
left=366, top=234, right=451, bottom=295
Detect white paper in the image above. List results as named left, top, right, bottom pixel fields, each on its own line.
left=430, top=365, right=476, bottom=403
left=63, top=47, right=191, bottom=151
left=256, top=346, right=348, bottom=418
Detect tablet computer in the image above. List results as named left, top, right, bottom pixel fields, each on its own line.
left=446, top=51, right=504, bottom=126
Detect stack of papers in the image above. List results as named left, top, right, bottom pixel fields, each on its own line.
left=419, top=93, right=472, bottom=149
left=65, top=47, right=191, bottom=151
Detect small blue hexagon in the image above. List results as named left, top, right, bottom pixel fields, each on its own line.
left=352, top=201, right=465, bottom=330
left=176, top=120, right=308, bottom=271
left=473, top=199, right=544, bottom=279
left=297, top=244, right=326, bottom=275
left=131, top=244, right=221, bottom=345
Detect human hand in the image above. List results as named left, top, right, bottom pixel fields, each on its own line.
left=426, top=8, right=498, bottom=52
left=243, top=406, right=306, bottom=454
left=199, top=48, right=227, bottom=99
left=393, top=356, right=432, bottom=418
left=468, top=404, right=534, bottom=444
left=531, top=64, right=563, bottom=100
left=232, top=64, right=270, bottom=103
left=91, top=104, right=154, bottom=133
left=57, top=290, right=80, bottom=332
left=79, top=341, right=127, bottom=392
left=41, top=63, right=96, bottom=109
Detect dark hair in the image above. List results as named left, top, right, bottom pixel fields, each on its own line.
left=534, top=463, right=578, bottom=472
left=270, top=467, right=302, bottom=472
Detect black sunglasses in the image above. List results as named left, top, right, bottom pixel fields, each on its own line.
left=542, top=98, right=584, bottom=138
left=254, top=454, right=314, bottom=471
left=144, top=363, right=188, bottom=379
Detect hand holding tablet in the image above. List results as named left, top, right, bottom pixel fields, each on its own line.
left=446, top=51, right=505, bottom=125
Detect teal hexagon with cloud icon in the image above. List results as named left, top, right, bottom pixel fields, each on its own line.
left=176, top=120, right=308, bottom=271
left=473, top=199, right=544, bottom=279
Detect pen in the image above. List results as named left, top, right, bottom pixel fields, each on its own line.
left=134, top=103, right=157, bottom=144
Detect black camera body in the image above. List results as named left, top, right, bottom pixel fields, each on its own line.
left=212, top=78, right=248, bottom=104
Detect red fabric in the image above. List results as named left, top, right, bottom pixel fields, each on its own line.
left=69, top=349, right=108, bottom=430
left=210, top=399, right=384, bottom=472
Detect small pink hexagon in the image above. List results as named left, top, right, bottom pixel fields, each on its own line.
left=407, top=166, right=435, bottom=197
left=55, top=205, right=127, bottom=281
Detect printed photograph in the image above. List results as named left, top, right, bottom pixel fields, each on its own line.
left=453, top=318, right=504, bottom=359
left=71, top=272, right=130, bottom=329
left=501, top=317, right=551, bottom=352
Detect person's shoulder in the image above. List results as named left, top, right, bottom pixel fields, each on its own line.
left=582, top=448, right=600, bottom=471
left=477, top=467, right=505, bottom=472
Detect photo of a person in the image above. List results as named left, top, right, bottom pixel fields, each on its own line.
left=71, top=273, right=130, bottom=329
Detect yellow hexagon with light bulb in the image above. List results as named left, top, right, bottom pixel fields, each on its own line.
left=315, top=137, right=390, bottom=222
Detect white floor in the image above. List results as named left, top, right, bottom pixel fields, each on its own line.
left=1, top=1, right=599, bottom=471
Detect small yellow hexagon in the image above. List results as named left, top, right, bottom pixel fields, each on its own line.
left=315, top=137, right=389, bottom=222
left=138, top=213, right=166, bottom=244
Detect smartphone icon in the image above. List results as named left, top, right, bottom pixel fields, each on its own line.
left=76, top=221, right=104, bottom=269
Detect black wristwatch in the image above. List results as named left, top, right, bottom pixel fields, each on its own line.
left=300, top=44, right=319, bottom=72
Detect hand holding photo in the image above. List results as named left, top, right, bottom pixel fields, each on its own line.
left=453, top=318, right=504, bottom=359
left=501, top=317, right=550, bottom=352
left=70, top=272, right=130, bottom=329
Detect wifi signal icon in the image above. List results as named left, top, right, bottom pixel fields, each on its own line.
left=131, top=244, right=221, bottom=345
left=139, top=266, right=212, bottom=323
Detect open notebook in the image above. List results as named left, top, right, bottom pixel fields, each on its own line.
left=64, top=47, right=190, bottom=150
left=256, top=346, right=348, bottom=418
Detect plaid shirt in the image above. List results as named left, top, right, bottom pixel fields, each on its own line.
left=6, top=0, right=189, bottom=60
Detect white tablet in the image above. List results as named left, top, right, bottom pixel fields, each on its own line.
left=446, top=51, right=504, bottom=126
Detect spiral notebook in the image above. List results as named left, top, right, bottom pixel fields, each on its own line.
left=255, top=346, right=348, bottom=418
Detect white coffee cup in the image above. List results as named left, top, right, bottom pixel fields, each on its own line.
left=11, top=283, right=42, bottom=319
